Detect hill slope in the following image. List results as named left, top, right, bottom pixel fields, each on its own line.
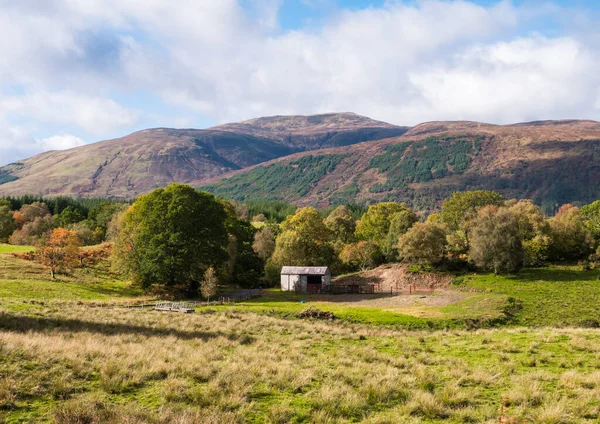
left=202, top=120, right=600, bottom=214
left=0, top=113, right=407, bottom=198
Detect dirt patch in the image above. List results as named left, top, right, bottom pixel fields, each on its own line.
left=333, top=264, right=453, bottom=292
left=309, top=290, right=469, bottom=310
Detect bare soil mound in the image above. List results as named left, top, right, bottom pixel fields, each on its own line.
left=333, top=264, right=452, bottom=292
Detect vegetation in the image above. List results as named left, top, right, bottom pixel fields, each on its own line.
left=398, top=221, right=448, bottom=267
left=203, top=154, right=348, bottom=201
left=367, top=136, right=481, bottom=193
left=0, top=170, right=18, bottom=185
left=469, top=206, right=524, bottom=274
left=37, top=228, right=82, bottom=279
left=2, top=184, right=600, bottom=422
left=3, top=304, right=600, bottom=422
left=266, top=207, right=336, bottom=280
left=245, top=199, right=296, bottom=222
left=114, top=184, right=229, bottom=294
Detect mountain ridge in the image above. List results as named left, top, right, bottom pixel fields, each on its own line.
left=0, top=113, right=408, bottom=198
left=201, top=119, right=600, bottom=214
left=1, top=115, right=599, bottom=214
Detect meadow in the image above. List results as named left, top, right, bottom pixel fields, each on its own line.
left=2, top=250, right=600, bottom=422
left=2, top=305, right=600, bottom=423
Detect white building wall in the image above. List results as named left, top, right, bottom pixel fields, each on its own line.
left=281, top=274, right=301, bottom=291
left=322, top=273, right=331, bottom=288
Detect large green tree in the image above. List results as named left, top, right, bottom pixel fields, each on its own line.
left=548, top=204, right=593, bottom=261
left=581, top=200, right=600, bottom=247
left=469, top=206, right=523, bottom=274
left=220, top=200, right=263, bottom=288
left=382, top=209, right=418, bottom=261
left=356, top=202, right=413, bottom=243
left=324, top=205, right=356, bottom=245
left=440, top=190, right=504, bottom=231
left=397, top=221, right=448, bottom=266
left=115, top=184, right=228, bottom=292
left=0, top=205, right=16, bottom=242
left=267, top=207, right=335, bottom=279
left=506, top=200, right=551, bottom=266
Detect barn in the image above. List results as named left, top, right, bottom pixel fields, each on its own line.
left=280, top=266, right=331, bottom=293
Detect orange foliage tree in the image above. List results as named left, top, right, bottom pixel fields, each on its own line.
left=37, top=228, right=81, bottom=278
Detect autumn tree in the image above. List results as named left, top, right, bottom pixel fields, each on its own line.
left=201, top=267, right=218, bottom=302
left=253, top=226, right=276, bottom=261
left=267, top=208, right=335, bottom=281
left=440, top=190, right=504, bottom=231
left=506, top=200, right=551, bottom=266
left=356, top=202, right=412, bottom=242
left=469, top=206, right=523, bottom=274
left=340, top=241, right=380, bottom=271
left=397, top=222, right=448, bottom=267
left=37, top=228, right=81, bottom=278
left=114, top=184, right=229, bottom=293
left=15, top=202, right=51, bottom=228
left=9, top=215, right=53, bottom=245
left=0, top=205, right=16, bottom=243
left=324, top=205, right=356, bottom=245
left=382, top=209, right=418, bottom=261
left=548, top=204, right=592, bottom=261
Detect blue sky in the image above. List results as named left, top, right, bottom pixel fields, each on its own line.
left=0, top=0, right=599, bottom=165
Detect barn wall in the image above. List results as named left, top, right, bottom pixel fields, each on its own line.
left=322, top=273, right=331, bottom=288
left=281, top=274, right=302, bottom=291
left=297, top=275, right=308, bottom=293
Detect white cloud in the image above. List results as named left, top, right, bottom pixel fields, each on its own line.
left=0, top=91, right=139, bottom=135
left=39, top=134, right=86, bottom=151
left=0, top=0, right=599, bottom=166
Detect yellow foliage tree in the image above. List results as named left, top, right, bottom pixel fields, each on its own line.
left=37, top=228, right=81, bottom=279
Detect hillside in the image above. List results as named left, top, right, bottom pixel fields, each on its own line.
left=202, top=119, right=600, bottom=214
left=0, top=113, right=407, bottom=199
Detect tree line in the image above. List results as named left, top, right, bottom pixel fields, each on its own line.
left=2, top=185, right=600, bottom=297
left=258, top=190, right=600, bottom=281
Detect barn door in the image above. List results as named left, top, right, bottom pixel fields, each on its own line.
left=306, top=275, right=322, bottom=294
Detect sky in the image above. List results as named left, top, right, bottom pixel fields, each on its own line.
left=0, top=0, right=599, bottom=166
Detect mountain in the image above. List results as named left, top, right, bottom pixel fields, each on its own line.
left=0, top=113, right=408, bottom=198
left=201, top=119, right=600, bottom=214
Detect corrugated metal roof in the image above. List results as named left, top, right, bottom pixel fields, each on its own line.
left=280, top=266, right=330, bottom=275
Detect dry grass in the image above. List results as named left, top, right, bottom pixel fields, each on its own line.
left=0, top=305, right=599, bottom=422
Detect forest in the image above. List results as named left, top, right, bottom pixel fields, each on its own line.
left=2, top=186, right=600, bottom=297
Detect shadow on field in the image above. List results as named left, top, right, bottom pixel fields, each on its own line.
left=508, top=268, right=600, bottom=283
left=255, top=292, right=401, bottom=304
left=0, top=312, right=234, bottom=342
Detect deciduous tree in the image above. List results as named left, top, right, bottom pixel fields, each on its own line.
left=37, top=228, right=81, bottom=279
left=114, top=184, right=229, bottom=293
left=0, top=205, right=16, bottom=243
left=340, top=241, right=380, bottom=271
left=440, top=190, right=504, bottom=231
left=324, top=205, right=356, bottom=245
left=356, top=202, right=414, bottom=245
left=398, top=222, right=448, bottom=266
left=253, top=226, right=276, bottom=261
left=269, top=208, right=335, bottom=277
left=382, top=209, right=418, bottom=261
left=469, top=206, right=523, bottom=274
left=201, top=267, right=218, bottom=302
left=548, top=204, right=592, bottom=261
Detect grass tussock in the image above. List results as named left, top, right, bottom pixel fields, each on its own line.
left=0, top=305, right=599, bottom=422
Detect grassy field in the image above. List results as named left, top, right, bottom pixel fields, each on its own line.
left=224, top=290, right=512, bottom=329
left=0, top=250, right=144, bottom=305
left=1, top=305, right=600, bottom=423
left=0, top=244, right=34, bottom=254
left=1, top=252, right=600, bottom=422
left=460, top=265, right=600, bottom=327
